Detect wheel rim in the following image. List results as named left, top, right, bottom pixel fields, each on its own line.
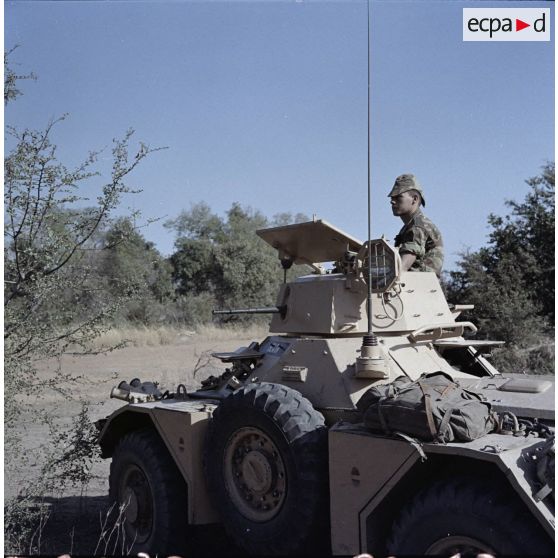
left=426, top=535, right=496, bottom=555
left=119, top=464, right=153, bottom=544
left=223, top=426, right=287, bottom=522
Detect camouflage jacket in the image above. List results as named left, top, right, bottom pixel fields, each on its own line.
left=394, top=209, right=444, bottom=275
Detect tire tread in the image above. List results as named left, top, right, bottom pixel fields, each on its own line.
left=109, top=428, right=188, bottom=555
left=205, top=382, right=328, bottom=555
left=387, top=476, right=551, bottom=555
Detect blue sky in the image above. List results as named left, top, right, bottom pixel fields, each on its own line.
left=5, top=0, right=554, bottom=270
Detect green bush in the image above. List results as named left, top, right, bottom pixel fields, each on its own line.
left=445, top=163, right=554, bottom=374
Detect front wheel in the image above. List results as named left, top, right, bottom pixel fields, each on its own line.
left=109, top=428, right=188, bottom=555
left=204, top=382, right=329, bottom=555
left=386, top=477, right=552, bottom=556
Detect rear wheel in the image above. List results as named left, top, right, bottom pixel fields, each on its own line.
left=109, top=428, right=188, bottom=555
left=205, top=382, right=329, bottom=555
left=386, top=477, right=552, bottom=556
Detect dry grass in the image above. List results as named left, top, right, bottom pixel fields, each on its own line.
left=88, top=322, right=269, bottom=350
left=89, top=325, right=192, bottom=349
left=195, top=322, right=269, bottom=341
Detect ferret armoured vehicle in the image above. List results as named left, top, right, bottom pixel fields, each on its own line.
left=96, top=219, right=555, bottom=556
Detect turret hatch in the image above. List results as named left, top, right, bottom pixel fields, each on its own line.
left=256, top=219, right=362, bottom=265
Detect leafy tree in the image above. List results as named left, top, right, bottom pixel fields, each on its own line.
left=171, top=237, right=221, bottom=296
left=445, top=163, right=554, bottom=374
left=270, top=211, right=310, bottom=226
left=167, top=202, right=223, bottom=297
left=214, top=203, right=275, bottom=308
left=4, top=52, right=159, bottom=552
left=166, top=203, right=310, bottom=322
left=4, top=120, right=157, bottom=431
left=98, top=217, right=174, bottom=322
left=5, top=120, right=155, bottom=366
left=486, top=162, right=554, bottom=320
left=446, top=252, right=545, bottom=346
left=4, top=46, right=36, bottom=105
left=165, top=200, right=224, bottom=240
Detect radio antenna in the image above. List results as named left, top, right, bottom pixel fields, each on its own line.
left=356, top=0, right=387, bottom=379
left=366, top=0, right=374, bottom=337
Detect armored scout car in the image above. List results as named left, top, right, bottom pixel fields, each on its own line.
left=97, top=219, right=555, bottom=556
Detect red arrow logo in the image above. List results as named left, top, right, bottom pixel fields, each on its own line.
left=516, top=19, right=530, bottom=31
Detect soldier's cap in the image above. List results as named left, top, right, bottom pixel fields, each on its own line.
left=387, top=174, right=426, bottom=206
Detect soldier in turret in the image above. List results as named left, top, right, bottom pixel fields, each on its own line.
left=388, top=174, right=444, bottom=276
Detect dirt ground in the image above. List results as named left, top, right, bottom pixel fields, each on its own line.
left=7, top=331, right=264, bottom=556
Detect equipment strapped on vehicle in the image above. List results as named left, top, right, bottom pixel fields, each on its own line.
left=356, top=371, right=498, bottom=443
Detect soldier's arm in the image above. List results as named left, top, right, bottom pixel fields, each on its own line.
left=397, top=226, right=426, bottom=270
left=400, top=253, right=417, bottom=271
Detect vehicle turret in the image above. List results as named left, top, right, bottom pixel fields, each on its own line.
left=256, top=218, right=467, bottom=338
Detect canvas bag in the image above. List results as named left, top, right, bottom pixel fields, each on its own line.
left=356, top=371, right=497, bottom=443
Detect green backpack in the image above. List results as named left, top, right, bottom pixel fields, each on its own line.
left=356, top=371, right=497, bottom=443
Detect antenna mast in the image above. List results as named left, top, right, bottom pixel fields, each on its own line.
left=355, top=0, right=387, bottom=379
left=366, top=0, right=373, bottom=337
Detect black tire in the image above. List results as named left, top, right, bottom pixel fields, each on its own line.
left=205, top=382, right=329, bottom=555
left=386, top=476, right=552, bottom=556
left=109, top=428, right=188, bottom=555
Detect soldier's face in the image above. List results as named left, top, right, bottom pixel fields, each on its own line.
left=390, top=191, right=418, bottom=216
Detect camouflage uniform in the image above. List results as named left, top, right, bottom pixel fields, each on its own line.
left=388, top=174, right=444, bottom=276
left=394, top=209, right=444, bottom=276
